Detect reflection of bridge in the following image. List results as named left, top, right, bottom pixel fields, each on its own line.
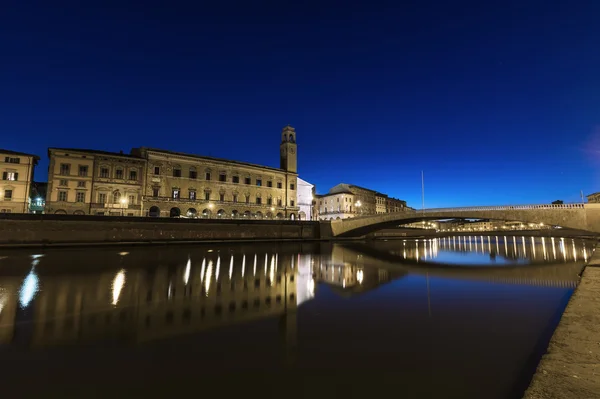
left=330, top=203, right=600, bottom=237
left=339, top=242, right=585, bottom=288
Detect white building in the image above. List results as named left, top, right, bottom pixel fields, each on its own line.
left=297, top=177, right=314, bottom=220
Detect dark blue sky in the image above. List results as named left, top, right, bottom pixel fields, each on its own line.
left=2, top=0, right=599, bottom=207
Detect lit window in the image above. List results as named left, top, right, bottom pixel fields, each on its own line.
left=189, top=190, right=196, bottom=200
left=172, top=189, right=180, bottom=199
left=2, top=172, right=17, bottom=181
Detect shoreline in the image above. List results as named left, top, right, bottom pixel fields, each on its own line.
left=523, top=241, right=600, bottom=398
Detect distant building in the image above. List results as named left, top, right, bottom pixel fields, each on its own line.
left=0, top=149, right=39, bottom=214
left=46, top=149, right=146, bottom=216
left=317, top=183, right=407, bottom=220
left=386, top=197, right=407, bottom=213
left=375, top=192, right=387, bottom=214
left=587, top=192, right=600, bottom=203
left=29, top=182, right=48, bottom=213
left=296, top=178, right=315, bottom=220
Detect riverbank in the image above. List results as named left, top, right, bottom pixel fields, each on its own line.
left=523, top=243, right=600, bottom=398
left=0, top=214, right=333, bottom=247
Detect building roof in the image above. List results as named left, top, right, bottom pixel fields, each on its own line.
left=48, top=148, right=145, bottom=160
left=0, top=149, right=40, bottom=160
left=587, top=192, right=600, bottom=197
left=138, top=147, right=293, bottom=174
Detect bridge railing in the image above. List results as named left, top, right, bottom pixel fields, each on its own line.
left=333, top=203, right=586, bottom=222
left=420, top=203, right=585, bottom=212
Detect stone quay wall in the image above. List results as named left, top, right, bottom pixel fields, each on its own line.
left=524, top=244, right=600, bottom=399
left=0, top=214, right=331, bottom=247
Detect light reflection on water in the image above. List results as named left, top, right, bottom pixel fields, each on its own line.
left=0, top=237, right=592, bottom=398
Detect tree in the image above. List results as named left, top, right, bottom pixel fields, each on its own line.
left=552, top=200, right=564, bottom=205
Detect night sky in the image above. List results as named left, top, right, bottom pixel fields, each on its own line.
left=2, top=0, right=599, bottom=207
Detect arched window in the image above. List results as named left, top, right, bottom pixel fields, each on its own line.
left=189, top=166, right=197, bottom=179
left=113, top=191, right=121, bottom=204
left=173, top=165, right=182, bottom=178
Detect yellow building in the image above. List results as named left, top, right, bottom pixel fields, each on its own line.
left=133, top=125, right=300, bottom=219
left=0, top=150, right=39, bottom=213
left=46, top=148, right=146, bottom=216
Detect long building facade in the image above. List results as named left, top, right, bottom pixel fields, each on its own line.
left=44, top=126, right=301, bottom=219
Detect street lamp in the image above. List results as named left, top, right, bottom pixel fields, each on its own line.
left=120, top=197, right=128, bottom=216
left=270, top=206, right=275, bottom=219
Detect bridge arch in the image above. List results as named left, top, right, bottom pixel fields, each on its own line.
left=329, top=204, right=600, bottom=237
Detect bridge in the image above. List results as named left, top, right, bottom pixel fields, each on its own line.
left=329, top=203, right=600, bottom=237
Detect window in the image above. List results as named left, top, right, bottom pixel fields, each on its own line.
left=77, top=181, right=86, bottom=188
left=154, top=166, right=160, bottom=175
left=219, top=173, right=226, bottom=182
left=219, top=193, right=225, bottom=202
left=152, top=188, right=159, bottom=197
left=277, top=182, right=282, bottom=189
left=267, top=197, right=272, bottom=205
left=115, top=169, right=124, bottom=179
left=58, top=191, right=67, bottom=202
left=60, top=163, right=70, bottom=175
left=78, top=165, right=88, bottom=177
left=173, top=168, right=181, bottom=177
left=245, top=195, right=250, bottom=204
left=256, top=179, right=262, bottom=187
left=98, top=193, right=107, bottom=204
left=232, top=176, right=239, bottom=184
left=233, top=194, right=238, bottom=203
left=256, top=197, right=262, bottom=205
left=129, top=170, right=137, bottom=180
left=2, top=172, right=17, bottom=181
left=267, top=181, right=272, bottom=188
left=100, top=167, right=109, bottom=178
left=244, top=177, right=251, bottom=185
left=76, top=192, right=85, bottom=202
left=189, top=168, right=197, bottom=179
left=205, top=172, right=211, bottom=181
left=113, top=191, right=121, bottom=204
left=204, top=192, right=210, bottom=201
left=4, top=157, right=20, bottom=164
left=59, top=179, right=68, bottom=186
left=189, top=190, right=196, bottom=200
left=172, top=189, right=180, bottom=199
left=4, top=190, right=12, bottom=200
left=290, top=183, right=295, bottom=190
left=277, top=199, right=282, bottom=206
left=128, top=195, right=135, bottom=205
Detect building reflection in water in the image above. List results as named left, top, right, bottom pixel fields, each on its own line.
left=0, top=237, right=587, bottom=349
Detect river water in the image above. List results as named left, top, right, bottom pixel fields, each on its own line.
left=0, top=236, right=592, bottom=398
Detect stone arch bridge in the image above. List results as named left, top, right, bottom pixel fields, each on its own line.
left=330, top=203, right=600, bottom=237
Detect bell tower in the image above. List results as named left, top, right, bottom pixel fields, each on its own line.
left=280, top=125, right=297, bottom=173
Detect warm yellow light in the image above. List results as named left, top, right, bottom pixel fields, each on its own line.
left=357, top=269, right=364, bottom=284
left=120, top=198, right=127, bottom=205
left=112, top=269, right=126, bottom=305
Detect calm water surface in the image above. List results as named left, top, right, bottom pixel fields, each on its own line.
left=0, top=236, right=592, bottom=398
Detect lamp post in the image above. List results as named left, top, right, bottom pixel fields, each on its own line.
left=120, top=197, right=128, bottom=217
left=271, top=206, right=275, bottom=219
left=355, top=200, right=362, bottom=215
